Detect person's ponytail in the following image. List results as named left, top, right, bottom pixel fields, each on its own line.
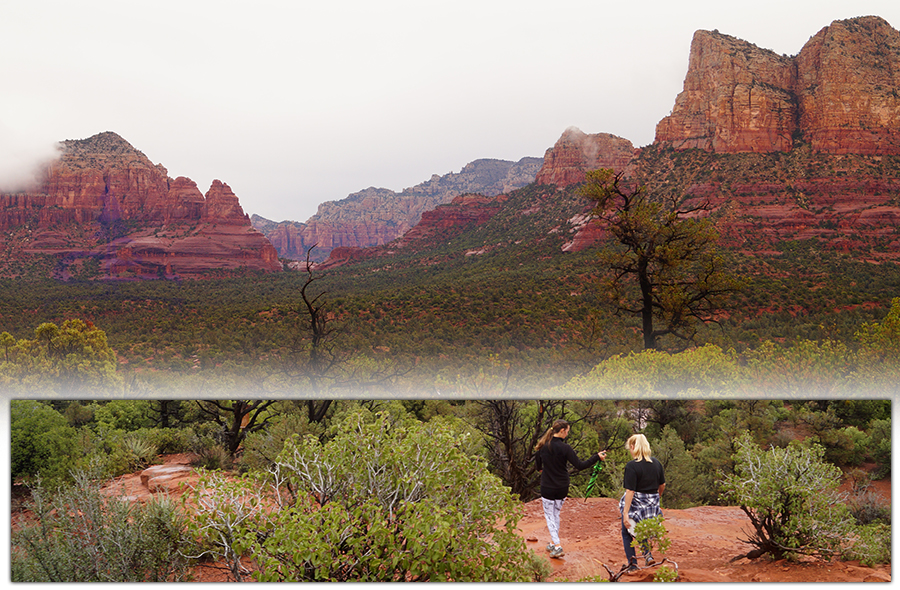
left=534, top=419, right=569, bottom=452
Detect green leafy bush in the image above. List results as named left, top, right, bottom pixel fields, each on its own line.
left=867, top=418, right=891, bottom=478
left=652, top=426, right=701, bottom=509
left=845, top=523, right=892, bottom=567
left=11, top=401, right=79, bottom=486
left=189, top=408, right=548, bottom=582
left=721, top=433, right=855, bottom=560
left=93, top=400, right=153, bottom=431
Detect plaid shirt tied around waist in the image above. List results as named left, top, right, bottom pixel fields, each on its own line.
left=618, top=491, right=662, bottom=524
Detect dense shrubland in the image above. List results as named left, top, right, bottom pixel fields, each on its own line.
left=11, top=398, right=891, bottom=581
left=0, top=274, right=898, bottom=395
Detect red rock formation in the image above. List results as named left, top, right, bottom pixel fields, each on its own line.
left=796, top=17, right=900, bottom=155
left=654, top=30, right=796, bottom=153
left=535, top=128, right=636, bottom=187
left=0, top=132, right=281, bottom=278
left=317, top=193, right=507, bottom=269
left=395, top=194, right=505, bottom=244
left=163, top=177, right=206, bottom=222
left=202, top=180, right=251, bottom=224
left=656, top=16, right=900, bottom=156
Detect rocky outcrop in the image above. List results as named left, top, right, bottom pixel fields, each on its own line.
left=317, top=193, right=507, bottom=269
left=797, top=17, right=900, bottom=154
left=0, top=132, right=281, bottom=279
left=202, top=180, right=251, bottom=224
left=535, top=127, right=636, bottom=187
left=653, top=30, right=796, bottom=153
left=564, top=143, right=900, bottom=258
left=253, top=157, right=542, bottom=262
left=656, top=16, right=900, bottom=155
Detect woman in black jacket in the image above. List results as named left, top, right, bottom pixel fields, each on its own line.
left=534, top=419, right=606, bottom=558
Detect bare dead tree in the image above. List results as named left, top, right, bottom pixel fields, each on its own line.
left=274, top=245, right=412, bottom=394
left=196, top=400, right=279, bottom=457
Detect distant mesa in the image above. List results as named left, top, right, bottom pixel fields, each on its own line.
left=0, top=131, right=280, bottom=279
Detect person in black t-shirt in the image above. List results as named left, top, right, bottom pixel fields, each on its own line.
left=618, top=433, right=665, bottom=570
left=534, top=419, right=607, bottom=558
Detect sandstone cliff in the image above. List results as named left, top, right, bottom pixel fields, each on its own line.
left=0, top=132, right=280, bottom=279
left=656, top=16, right=900, bottom=155
left=534, top=127, right=636, bottom=187
left=253, top=157, right=542, bottom=262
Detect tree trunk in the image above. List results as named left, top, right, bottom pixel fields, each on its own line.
left=639, top=260, right=656, bottom=349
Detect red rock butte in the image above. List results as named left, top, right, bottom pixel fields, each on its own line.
left=0, top=131, right=280, bottom=279
left=655, top=16, right=900, bottom=155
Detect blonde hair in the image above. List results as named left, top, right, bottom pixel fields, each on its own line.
left=627, top=434, right=652, bottom=462
left=534, top=419, right=569, bottom=452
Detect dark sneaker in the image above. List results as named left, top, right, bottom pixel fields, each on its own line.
left=645, top=556, right=655, bottom=566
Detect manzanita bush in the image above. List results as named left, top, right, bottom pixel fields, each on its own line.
left=187, top=408, right=549, bottom=582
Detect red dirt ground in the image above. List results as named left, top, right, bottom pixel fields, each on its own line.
left=517, top=491, right=891, bottom=583
left=12, top=454, right=891, bottom=583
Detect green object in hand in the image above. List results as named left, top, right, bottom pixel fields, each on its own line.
left=585, top=459, right=603, bottom=497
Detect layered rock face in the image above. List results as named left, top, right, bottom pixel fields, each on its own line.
left=253, top=157, right=542, bottom=262
left=0, top=132, right=280, bottom=278
left=797, top=17, right=900, bottom=154
left=656, top=16, right=900, bottom=155
left=535, top=127, right=636, bottom=187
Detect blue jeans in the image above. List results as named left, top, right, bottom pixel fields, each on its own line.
left=621, top=520, right=652, bottom=565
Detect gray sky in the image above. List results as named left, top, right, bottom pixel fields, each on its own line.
left=2, top=0, right=898, bottom=222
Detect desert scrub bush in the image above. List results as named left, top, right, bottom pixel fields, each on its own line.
left=844, top=523, right=891, bottom=567
left=182, top=470, right=271, bottom=581
left=198, top=408, right=548, bottom=582
left=11, top=468, right=193, bottom=582
left=845, top=473, right=891, bottom=527
left=141, top=426, right=194, bottom=455
left=187, top=422, right=232, bottom=470
left=721, top=433, right=856, bottom=560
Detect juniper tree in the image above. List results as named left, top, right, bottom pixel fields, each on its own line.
left=579, top=169, right=739, bottom=350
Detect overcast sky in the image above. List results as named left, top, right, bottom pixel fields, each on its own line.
left=1, top=1, right=898, bottom=222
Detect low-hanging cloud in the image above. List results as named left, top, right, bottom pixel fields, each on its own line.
left=0, top=124, right=60, bottom=192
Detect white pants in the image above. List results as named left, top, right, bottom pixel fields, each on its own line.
left=541, top=498, right=565, bottom=545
